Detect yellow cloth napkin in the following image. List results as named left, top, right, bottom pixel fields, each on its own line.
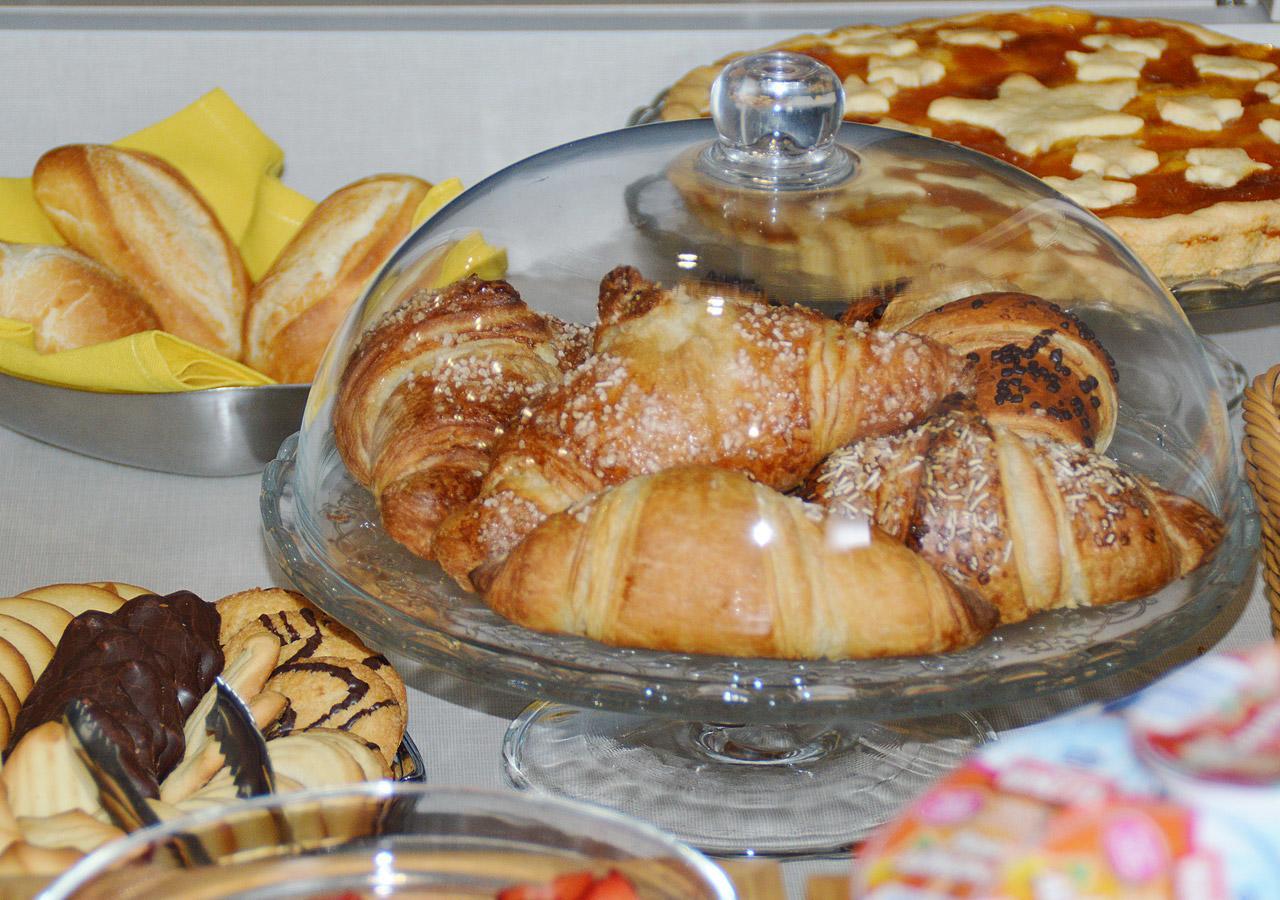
left=0, top=91, right=496, bottom=393
left=0, top=88, right=316, bottom=279
left=0, top=319, right=273, bottom=392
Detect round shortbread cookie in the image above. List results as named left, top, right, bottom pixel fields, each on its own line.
left=0, top=636, right=33, bottom=701
left=0, top=599, right=72, bottom=646
left=86, top=582, right=153, bottom=600
left=265, top=656, right=405, bottom=763
left=0, top=617, right=52, bottom=684
left=19, top=584, right=124, bottom=617
left=0, top=672, right=19, bottom=723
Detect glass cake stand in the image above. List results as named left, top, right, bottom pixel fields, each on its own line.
left=261, top=52, right=1258, bottom=856
left=262, top=433, right=1256, bottom=855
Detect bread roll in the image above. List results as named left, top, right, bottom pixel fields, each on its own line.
left=243, top=174, right=432, bottom=383
left=0, top=242, right=159, bottom=352
left=486, top=466, right=996, bottom=659
left=32, top=144, right=251, bottom=359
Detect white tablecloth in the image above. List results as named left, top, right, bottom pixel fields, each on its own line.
left=2, top=15, right=1279, bottom=897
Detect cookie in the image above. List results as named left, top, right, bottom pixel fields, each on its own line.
left=361, top=653, right=408, bottom=710
left=87, top=581, right=153, bottom=600
left=0, top=841, right=84, bottom=876
left=264, top=732, right=368, bottom=790
left=224, top=608, right=361, bottom=667
left=0, top=615, right=53, bottom=683
left=215, top=587, right=313, bottom=646
left=0, top=637, right=33, bottom=701
left=2, top=723, right=105, bottom=821
left=18, top=810, right=123, bottom=854
left=301, top=728, right=392, bottom=782
left=0, top=599, right=72, bottom=645
left=159, top=633, right=281, bottom=804
left=20, top=583, right=124, bottom=617
left=265, top=657, right=405, bottom=763
left=0, top=672, right=19, bottom=724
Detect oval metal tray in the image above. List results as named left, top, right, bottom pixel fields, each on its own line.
left=0, top=373, right=308, bottom=477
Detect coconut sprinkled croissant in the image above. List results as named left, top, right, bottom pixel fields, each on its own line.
left=808, top=404, right=1223, bottom=624
left=433, top=266, right=974, bottom=590
left=486, top=465, right=997, bottom=659
left=333, top=276, right=590, bottom=559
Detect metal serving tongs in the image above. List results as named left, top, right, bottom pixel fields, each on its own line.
left=63, top=677, right=280, bottom=866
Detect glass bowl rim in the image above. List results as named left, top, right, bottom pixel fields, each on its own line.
left=45, top=781, right=736, bottom=900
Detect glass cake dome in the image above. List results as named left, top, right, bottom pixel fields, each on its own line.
left=263, top=52, right=1255, bottom=855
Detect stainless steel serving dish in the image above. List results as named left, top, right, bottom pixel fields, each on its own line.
left=0, top=374, right=308, bottom=476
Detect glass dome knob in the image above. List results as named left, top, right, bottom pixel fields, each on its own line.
left=699, top=50, right=856, bottom=190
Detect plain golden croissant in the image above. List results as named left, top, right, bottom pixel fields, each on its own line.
left=434, top=265, right=974, bottom=590
left=333, top=276, right=589, bottom=559
left=844, top=291, right=1119, bottom=451
left=808, top=404, right=1224, bottom=624
left=486, top=465, right=997, bottom=659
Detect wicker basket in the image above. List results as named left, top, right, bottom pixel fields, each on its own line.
left=1242, top=363, right=1280, bottom=635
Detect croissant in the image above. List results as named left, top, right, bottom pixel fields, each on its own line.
left=433, top=266, right=974, bottom=590
left=844, top=291, right=1119, bottom=451
left=333, top=276, right=589, bottom=558
left=808, top=404, right=1224, bottom=624
left=486, top=466, right=996, bottom=659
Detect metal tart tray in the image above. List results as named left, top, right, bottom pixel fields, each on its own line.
left=0, top=373, right=309, bottom=477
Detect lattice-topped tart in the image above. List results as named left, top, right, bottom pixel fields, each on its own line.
left=660, top=6, right=1280, bottom=281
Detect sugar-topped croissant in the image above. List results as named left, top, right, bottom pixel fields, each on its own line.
left=808, top=404, right=1224, bottom=624
left=333, top=276, right=590, bottom=559
left=433, top=266, right=974, bottom=590
left=486, top=465, right=997, bottom=659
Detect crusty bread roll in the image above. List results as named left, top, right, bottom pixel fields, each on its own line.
left=243, top=174, right=432, bottom=383
left=486, top=465, right=996, bottom=659
left=32, top=144, right=251, bottom=359
left=0, top=242, right=159, bottom=352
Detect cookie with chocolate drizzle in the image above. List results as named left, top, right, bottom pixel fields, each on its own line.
left=220, top=591, right=407, bottom=709
left=263, top=656, right=404, bottom=763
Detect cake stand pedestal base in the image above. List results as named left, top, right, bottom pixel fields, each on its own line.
left=502, top=701, right=994, bottom=857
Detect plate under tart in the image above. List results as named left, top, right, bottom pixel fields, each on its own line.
left=628, top=94, right=1280, bottom=315
left=0, top=375, right=308, bottom=476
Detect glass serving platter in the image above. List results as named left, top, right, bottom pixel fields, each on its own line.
left=262, top=430, right=1257, bottom=726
